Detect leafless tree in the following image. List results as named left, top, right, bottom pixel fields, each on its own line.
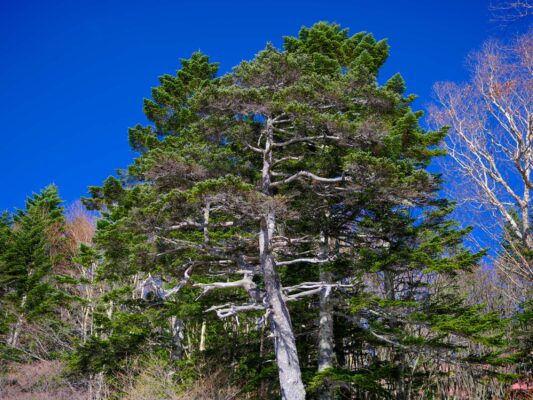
left=429, top=30, right=532, bottom=292
left=490, top=1, right=533, bottom=22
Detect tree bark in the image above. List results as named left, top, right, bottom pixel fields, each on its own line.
left=261, top=213, right=305, bottom=400
left=170, top=316, right=185, bottom=359
left=8, top=294, right=26, bottom=347
left=317, top=231, right=335, bottom=400
left=8, top=315, right=22, bottom=347
left=199, top=320, right=207, bottom=351
left=260, top=117, right=306, bottom=400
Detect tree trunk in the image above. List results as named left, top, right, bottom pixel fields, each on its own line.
left=260, top=117, right=306, bottom=400
left=318, top=269, right=335, bottom=371
left=261, top=213, right=306, bottom=400
left=8, top=294, right=27, bottom=347
left=317, top=231, right=335, bottom=400
left=170, top=316, right=185, bottom=359
left=199, top=319, right=207, bottom=351
left=8, top=315, right=22, bottom=347
left=384, top=270, right=408, bottom=399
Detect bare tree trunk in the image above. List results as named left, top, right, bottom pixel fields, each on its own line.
left=261, top=214, right=305, bottom=400
left=8, top=315, right=22, bottom=347
left=260, top=118, right=305, bottom=400
left=384, top=270, right=395, bottom=301
left=318, top=269, right=335, bottom=371
left=170, top=316, right=185, bottom=359
left=384, top=270, right=407, bottom=399
left=259, top=317, right=268, bottom=399
left=199, top=319, right=207, bottom=351
left=317, top=231, right=335, bottom=400
left=8, top=295, right=26, bottom=347
left=81, top=261, right=96, bottom=343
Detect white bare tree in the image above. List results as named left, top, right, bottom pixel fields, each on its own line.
left=490, top=1, right=533, bottom=22
left=429, top=30, right=532, bottom=292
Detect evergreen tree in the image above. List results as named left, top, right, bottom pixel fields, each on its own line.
left=0, top=185, right=72, bottom=360
left=78, top=23, right=505, bottom=399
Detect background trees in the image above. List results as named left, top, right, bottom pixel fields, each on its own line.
left=0, top=186, right=73, bottom=358
left=430, top=30, right=532, bottom=294
left=429, top=28, right=532, bottom=399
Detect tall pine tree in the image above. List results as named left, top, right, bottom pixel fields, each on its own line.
left=78, top=23, right=504, bottom=399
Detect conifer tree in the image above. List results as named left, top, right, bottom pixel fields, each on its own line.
left=79, top=23, right=504, bottom=399
left=0, top=185, right=72, bottom=360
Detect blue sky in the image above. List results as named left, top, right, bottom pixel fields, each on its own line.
left=0, top=0, right=519, bottom=211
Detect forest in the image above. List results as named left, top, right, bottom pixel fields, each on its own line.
left=0, top=10, right=531, bottom=400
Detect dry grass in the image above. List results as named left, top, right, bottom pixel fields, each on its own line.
left=121, top=357, right=244, bottom=400
left=171, top=370, right=242, bottom=400
left=0, top=360, right=88, bottom=400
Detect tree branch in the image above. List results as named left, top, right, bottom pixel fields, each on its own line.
left=270, top=171, right=348, bottom=187
left=205, top=302, right=266, bottom=318
left=276, top=257, right=334, bottom=266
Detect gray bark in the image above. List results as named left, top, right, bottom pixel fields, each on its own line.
left=318, top=287, right=335, bottom=370
left=170, top=316, right=185, bottom=359
left=8, top=316, right=22, bottom=347
left=260, top=118, right=306, bottom=400
left=199, top=320, right=207, bottom=351
left=8, top=294, right=26, bottom=347
left=317, top=231, right=335, bottom=400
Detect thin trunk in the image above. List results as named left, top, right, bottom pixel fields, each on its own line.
left=317, top=230, right=335, bottom=400
left=318, top=284, right=335, bottom=371
left=199, top=319, right=207, bottom=351
left=8, top=294, right=26, bottom=347
left=8, top=315, right=22, bottom=347
left=259, top=318, right=267, bottom=399
left=260, top=118, right=305, bottom=400
left=81, top=262, right=96, bottom=342
left=203, top=202, right=210, bottom=244
left=384, top=270, right=395, bottom=301
left=82, top=306, right=90, bottom=342
left=384, top=271, right=409, bottom=399
left=194, top=205, right=210, bottom=355
left=522, top=129, right=532, bottom=250
left=171, top=316, right=185, bottom=359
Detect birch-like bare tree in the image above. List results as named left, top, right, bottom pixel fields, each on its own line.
left=490, top=0, right=533, bottom=22
left=430, top=30, right=532, bottom=291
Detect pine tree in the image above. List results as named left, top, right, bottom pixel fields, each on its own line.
left=78, top=23, right=503, bottom=399
left=0, top=185, right=72, bottom=360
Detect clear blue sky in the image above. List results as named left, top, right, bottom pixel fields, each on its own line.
left=0, top=0, right=515, bottom=211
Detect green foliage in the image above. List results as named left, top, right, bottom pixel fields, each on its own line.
left=0, top=186, right=76, bottom=361
left=70, top=21, right=510, bottom=398
left=306, top=365, right=395, bottom=398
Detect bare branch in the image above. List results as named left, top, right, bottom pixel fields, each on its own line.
left=205, top=302, right=266, bottom=318
left=193, top=272, right=257, bottom=297
left=162, top=221, right=234, bottom=231
left=276, top=257, right=334, bottom=266
left=429, top=32, right=533, bottom=286
left=244, top=141, right=265, bottom=153
left=489, top=0, right=533, bottom=22
left=270, top=171, right=348, bottom=187
left=271, top=156, right=303, bottom=168
left=139, top=265, right=193, bottom=300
